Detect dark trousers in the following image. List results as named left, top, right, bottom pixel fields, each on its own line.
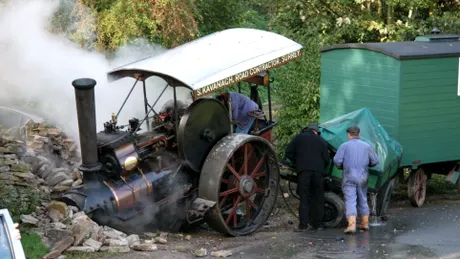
left=297, top=170, right=324, bottom=228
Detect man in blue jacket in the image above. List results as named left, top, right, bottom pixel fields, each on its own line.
left=333, top=126, right=379, bottom=235
left=216, top=92, right=260, bottom=134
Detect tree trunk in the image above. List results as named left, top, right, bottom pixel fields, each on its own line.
left=377, top=0, right=382, bottom=17
left=386, top=4, right=394, bottom=25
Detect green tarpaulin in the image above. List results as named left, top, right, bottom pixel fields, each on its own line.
left=318, top=107, right=403, bottom=173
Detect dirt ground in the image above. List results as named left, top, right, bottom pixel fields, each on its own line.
left=92, top=184, right=460, bottom=259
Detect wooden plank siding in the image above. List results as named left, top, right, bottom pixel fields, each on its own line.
left=398, top=57, right=460, bottom=166
left=319, top=49, right=400, bottom=137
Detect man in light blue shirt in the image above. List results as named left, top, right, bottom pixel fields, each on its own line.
left=216, top=92, right=260, bottom=134
left=333, top=126, right=379, bottom=235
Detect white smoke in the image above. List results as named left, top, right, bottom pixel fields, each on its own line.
left=0, top=0, right=192, bottom=142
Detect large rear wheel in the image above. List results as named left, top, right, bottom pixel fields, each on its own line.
left=198, top=134, right=280, bottom=236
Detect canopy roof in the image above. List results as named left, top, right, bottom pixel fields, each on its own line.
left=107, top=28, right=303, bottom=98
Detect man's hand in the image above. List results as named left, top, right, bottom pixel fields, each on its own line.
left=13, top=223, right=21, bottom=240
left=231, top=120, right=239, bottom=124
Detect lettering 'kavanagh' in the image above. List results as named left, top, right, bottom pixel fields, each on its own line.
left=195, top=49, right=302, bottom=97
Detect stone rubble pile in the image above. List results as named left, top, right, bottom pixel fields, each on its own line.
left=21, top=201, right=165, bottom=258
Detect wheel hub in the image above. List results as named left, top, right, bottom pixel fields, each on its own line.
left=239, top=176, right=257, bottom=197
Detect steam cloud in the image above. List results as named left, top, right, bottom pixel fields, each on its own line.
left=0, top=0, right=192, bottom=142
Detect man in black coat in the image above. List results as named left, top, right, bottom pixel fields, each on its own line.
left=285, top=122, right=330, bottom=232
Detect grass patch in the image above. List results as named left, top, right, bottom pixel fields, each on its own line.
left=19, top=227, right=118, bottom=259
left=20, top=230, right=49, bottom=259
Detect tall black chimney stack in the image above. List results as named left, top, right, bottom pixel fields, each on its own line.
left=72, top=78, right=101, bottom=183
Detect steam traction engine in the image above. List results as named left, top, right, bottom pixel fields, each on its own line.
left=60, top=28, right=303, bottom=236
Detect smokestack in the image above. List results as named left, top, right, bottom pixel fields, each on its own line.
left=72, top=78, right=101, bottom=183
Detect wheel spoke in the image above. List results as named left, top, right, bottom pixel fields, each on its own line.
left=219, top=195, right=229, bottom=208
left=250, top=156, right=265, bottom=178
left=254, top=172, right=265, bottom=178
left=220, top=188, right=238, bottom=197
left=256, top=187, right=264, bottom=193
left=246, top=198, right=258, bottom=210
left=225, top=196, right=242, bottom=226
left=246, top=200, right=251, bottom=221
left=244, top=144, right=248, bottom=175
left=238, top=146, right=255, bottom=174
left=226, top=164, right=241, bottom=181
left=221, top=178, right=229, bottom=184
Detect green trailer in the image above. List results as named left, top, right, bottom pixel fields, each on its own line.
left=319, top=30, right=460, bottom=208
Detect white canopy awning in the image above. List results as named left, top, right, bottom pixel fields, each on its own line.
left=107, top=28, right=303, bottom=98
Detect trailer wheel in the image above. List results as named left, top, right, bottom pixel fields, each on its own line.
left=322, top=192, right=345, bottom=228
left=199, top=134, right=280, bottom=236
left=408, top=168, right=427, bottom=207
left=376, top=178, right=395, bottom=216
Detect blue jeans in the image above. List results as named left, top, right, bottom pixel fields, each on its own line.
left=234, top=117, right=256, bottom=134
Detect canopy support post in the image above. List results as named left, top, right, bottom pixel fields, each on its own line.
left=134, top=83, right=169, bottom=133
left=143, top=80, right=150, bottom=131
left=267, top=72, right=273, bottom=122
left=174, top=86, right=178, bottom=132
left=116, top=78, right=139, bottom=118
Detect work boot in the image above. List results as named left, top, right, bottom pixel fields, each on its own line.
left=344, top=216, right=356, bottom=235
left=359, top=215, right=369, bottom=231
left=312, top=223, right=325, bottom=231
left=294, top=224, right=317, bottom=232
left=294, top=224, right=308, bottom=232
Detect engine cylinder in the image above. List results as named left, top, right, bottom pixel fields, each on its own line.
left=72, top=78, right=102, bottom=182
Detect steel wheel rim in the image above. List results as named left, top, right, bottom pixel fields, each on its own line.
left=414, top=169, right=427, bottom=205
left=218, top=142, right=272, bottom=231
left=323, top=202, right=337, bottom=222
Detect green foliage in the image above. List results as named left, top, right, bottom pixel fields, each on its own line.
left=50, top=0, right=199, bottom=52
left=271, top=37, right=321, bottom=157
left=195, top=0, right=246, bottom=35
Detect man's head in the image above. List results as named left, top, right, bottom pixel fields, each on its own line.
left=215, top=92, right=229, bottom=110
left=346, top=126, right=360, bottom=139
left=302, top=122, right=321, bottom=135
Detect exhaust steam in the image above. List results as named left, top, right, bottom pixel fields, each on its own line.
left=0, top=0, right=194, bottom=233
left=0, top=0, right=192, bottom=143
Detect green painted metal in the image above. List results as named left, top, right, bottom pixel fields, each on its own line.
left=319, top=44, right=460, bottom=191
left=399, top=57, right=460, bottom=166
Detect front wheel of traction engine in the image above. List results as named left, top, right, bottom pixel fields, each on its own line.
left=198, top=134, right=280, bottom=236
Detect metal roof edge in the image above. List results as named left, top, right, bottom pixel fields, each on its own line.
left=320, top=43, right=402, bottom=59
left=320, top=43, right=460, bottom=60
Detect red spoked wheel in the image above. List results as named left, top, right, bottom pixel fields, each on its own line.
left=198, top=134, right=280, bottom=236
left=408, top=168, right=427, bottom=207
